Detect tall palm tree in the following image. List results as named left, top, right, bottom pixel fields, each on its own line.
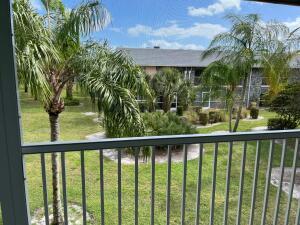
left=14, top=0, right=150, bottom=224
left=261, top=24, right=300, bottom=99
left=202, top=14, right=286, bottom=132
left=202, top=61, right=243, bottom=132
left=13, top=0, right=57, bottom=102
left=39, top=1, right=110, bottom=224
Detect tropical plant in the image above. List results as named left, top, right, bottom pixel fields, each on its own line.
left=198, top=112, right=209, bottom=126
left=202, top=61, right=242, bottom=131
left=13, top=0, right=57, bottom=101
left=143, top=112, right=196, bottom=136
left=149, top=68, right=194, bottom=113
left=77, top=43, right=151, bottom=138
left=269, top=83, right=300, bottom=129
left=202, top=14, right=287, bottom=132
left=260, top=23, right=299, bottom=99
left=13, top=0, right=151, bottom=224
left=250, top=107, right=259, bottom=119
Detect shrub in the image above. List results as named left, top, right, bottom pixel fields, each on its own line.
left=64, top=98, right=80, bottom=106
left=268, top=118, right=284, bottom=130
left=199, top=112, right=208, bottom=126
left=218, top=110, right=227, bottom=122
left=176, top=106, right=184, bottom=116
left=204, top=109, right=227, bottom=123
left=250, top=107, right=259, bottom=119
left=248, top=101, right=257, bottom=110
left=183, top=110, right=199, bottom=124
left=143, top=112, right=196, bottom=136
left=269, top=83, right=300, bottom=128
left=208, top=111, right=217, bottom=123
left=268, top=118, right=298, bottom=130
left=194, top=106, right=202, bottom=115
left=241, top=108, right=248, bottom=119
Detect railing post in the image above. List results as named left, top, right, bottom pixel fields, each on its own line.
left=0, top=0, right=30, bottom=224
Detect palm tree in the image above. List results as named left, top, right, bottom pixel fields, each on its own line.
left=202, top=14, right=286, bottom=132
left=202, top=61, right=243, bottom=132
left=150, top=68, right=193, bottom=113
left=39, top=1, right=110, bottom=224
left=77, top=43, right=151, bottom=138
left=261, top=24, right=300, bottom=99
left=13, top=0, right=150, bottom=224
left=13, top=0, right=56, bottom=102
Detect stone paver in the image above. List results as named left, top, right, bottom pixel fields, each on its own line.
left=85, top=132, right=202, bottom=164
left=251, top=126, right=268, bottom=131
left=81, top=112, right=96, bottom=116
left=271, top=167, right=300, bottom=199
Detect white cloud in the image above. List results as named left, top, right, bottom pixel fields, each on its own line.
left=142, top=39, right=205, bottom=50
left=128, top=23, right=227, bottom=39
left=31, top=0, right=43, bottom=10
left=188, top=0, right=241, bottom=17
left=284, top=17, right=300, bottom=31
left=109, top=27, right=122, bottom=33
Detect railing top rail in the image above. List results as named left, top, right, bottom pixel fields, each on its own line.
left=22, top=129, right=300, bottom=154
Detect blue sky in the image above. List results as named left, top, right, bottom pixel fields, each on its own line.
left=32, top=0, right=300, bottom=50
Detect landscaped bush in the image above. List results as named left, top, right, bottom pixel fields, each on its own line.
left=64, top=98, right=80, bottom=106
left=241, top=108, right=248, bottom=119
left=232, top=108, right=248, bottom=119
left=267, top=118, right=298, bottom=130
left=194, top=106, right=202, bottom=115
left=218, top=110, right=227, bottom=122
left=183, top=109, right=199, bottom=124
left=250, top=107, right=259, bottom=119
left=143, top=112, right=196, bottom=136
left=208, top=111, right=217, bottom=123
left=176, top=106, right=184, bottom=116
left=269, top=83, right=300, bottom=129
left=199, top=112, right=209, bottom=126
left=248, top=101, right=257, bottom=110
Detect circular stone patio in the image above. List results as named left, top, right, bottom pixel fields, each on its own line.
left=196, top=123, right=221, bottom=129
left=251, top=126, right=268, bottom=131
left=86, top=132, right=203, bottom=164
left=243, top=116, right=264, bottom=121
left=81, top=112, right=96, bottom=116
left=271, top=167, right=300, bottom=199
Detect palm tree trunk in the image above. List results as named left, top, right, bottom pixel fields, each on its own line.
left=229, top=106, right=233, bottom=132
left=233, top=75, right=248, bottom=132
left=162, top=97, right=169, bottom=113
left=49, top=114, right=64, bottom=225
left=24, top=83, right=28, bottom=93
left=66, top=79, right=74, bottom=100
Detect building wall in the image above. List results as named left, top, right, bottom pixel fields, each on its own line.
left=144, top=66, right=157, bottom=76
left=142, top=65, right=300, bottom=109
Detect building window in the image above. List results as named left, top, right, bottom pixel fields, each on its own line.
left=202, top=92, right=211, bottom=108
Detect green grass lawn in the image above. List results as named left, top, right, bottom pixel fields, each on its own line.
left=5, top=91, right=298, bottom=225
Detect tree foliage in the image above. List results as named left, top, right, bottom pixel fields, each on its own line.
left=202, top=61, right=243, bottom=131
left=202, top=13, right=294, bottom=131
left=77, top=43, right=151, bottom=137
left=149, top=68, right=195, bottom=112
left=269, top=83, right=300, bottom=129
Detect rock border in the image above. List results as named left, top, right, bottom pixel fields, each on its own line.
left=31, top=204, right=93, bottom=225
left=85, top=132, right=203, bottom=164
